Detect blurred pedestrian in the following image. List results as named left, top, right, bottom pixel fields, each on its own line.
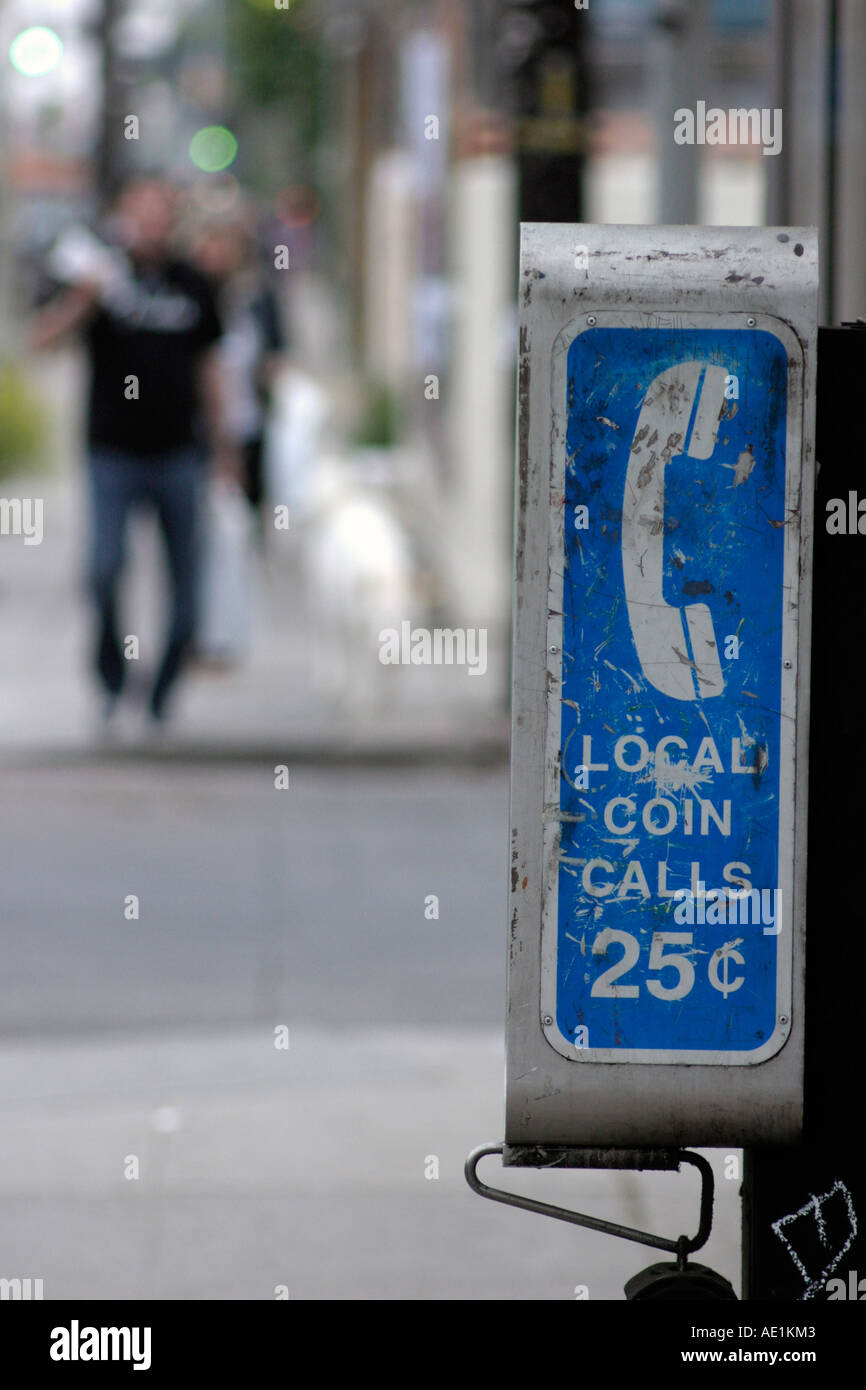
left=29, top=176, right=237, bottom=725
left=192, top=219, right=287, bottom=534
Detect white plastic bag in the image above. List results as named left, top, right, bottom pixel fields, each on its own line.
left=47, top=223, right=130, bottom=295
left=197, top=480, right=254, bottom=664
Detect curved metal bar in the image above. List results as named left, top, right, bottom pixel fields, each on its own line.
left=464, top=1142, right=714, bottom=1257
left=677, top=1150, right=715, bottom=1254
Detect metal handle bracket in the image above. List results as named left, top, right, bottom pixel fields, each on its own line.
left=465, top=1142, right=714, bottom=1257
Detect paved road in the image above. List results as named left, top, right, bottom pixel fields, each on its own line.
left=0, top=762, right=508, bottom=1036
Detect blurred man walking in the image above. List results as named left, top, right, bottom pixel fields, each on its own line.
left=30, top=177, right=235, bottom=724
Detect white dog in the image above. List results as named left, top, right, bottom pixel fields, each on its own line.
left=302, top=452, right=415, bottom=710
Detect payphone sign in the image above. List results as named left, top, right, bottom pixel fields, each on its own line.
left=551, top=324, right=792, bottom=1061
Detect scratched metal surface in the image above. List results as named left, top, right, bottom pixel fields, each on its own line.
left=506, top=224, right=817, bottom=1148
left=551, top=321, right=789, bottom=1059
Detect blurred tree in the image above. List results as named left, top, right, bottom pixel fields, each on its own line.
left=0, top=364, right=47, bottom=480
left=226, top=0, right=326, bottom=172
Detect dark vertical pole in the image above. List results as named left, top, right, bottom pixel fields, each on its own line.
left=650, top=0, right=706, bottom=224
left=765, top=0, right=789, bottom=227
left=94, top=0, right=124, bottom=200
left=496, top=0, right=589, bottom=224
left=742, top=325, right=866, bottom=1301
left=824, top=0, right=839, bottom=325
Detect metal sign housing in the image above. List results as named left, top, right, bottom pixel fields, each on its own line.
left=507, top=224, right=817, bottom=1148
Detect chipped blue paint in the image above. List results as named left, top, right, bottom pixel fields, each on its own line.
left=556, top=326, right=787, bottom=1053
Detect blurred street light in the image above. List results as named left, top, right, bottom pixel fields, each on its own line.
left=9, top=26, right=64, bottom=78
left=189, top=124, right=238, bottom=173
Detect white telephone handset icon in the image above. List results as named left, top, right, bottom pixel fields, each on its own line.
left=622, top=362, right=728, bottom=701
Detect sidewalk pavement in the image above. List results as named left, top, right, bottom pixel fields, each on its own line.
left=0, top=1024, right=741, bottom=1300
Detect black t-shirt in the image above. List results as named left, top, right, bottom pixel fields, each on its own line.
left=85, top=258, right=222, bottom=456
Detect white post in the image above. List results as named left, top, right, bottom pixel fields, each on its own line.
left=363, top=150, right=418, bottom=388
left=446, top=152, right=516, bottom=647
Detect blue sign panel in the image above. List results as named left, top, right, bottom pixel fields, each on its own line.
left=555, top=326, right=788, bottom=1058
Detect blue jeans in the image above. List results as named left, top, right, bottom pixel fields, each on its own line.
left=87, top=447, right=206, bottom=716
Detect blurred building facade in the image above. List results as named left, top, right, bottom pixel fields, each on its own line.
left=6, top=0, right=861, bottom=690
